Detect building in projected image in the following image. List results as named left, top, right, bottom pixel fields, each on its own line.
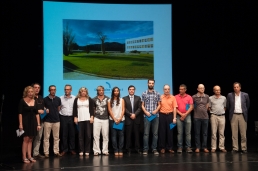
left=125, top=35, right=153, bottom=53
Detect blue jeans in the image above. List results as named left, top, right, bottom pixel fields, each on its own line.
left=109, top=120, right=124, bottom=153
left=194, top=118, right=209, bottom=149
left=143, top=117, right=159, bottom=151
left=177, top=114, right=192, bottom=148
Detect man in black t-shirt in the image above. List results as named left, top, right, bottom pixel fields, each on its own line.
left=43, top=85, right=62, bottom=157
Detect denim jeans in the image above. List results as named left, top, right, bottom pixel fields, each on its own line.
left=143, top=117, right=159, bottom=151
left=194, top=118, right=209, bottom=149
left=109, top=120, right=124, bottom=153
left=176, top=114, right=192, bottom=148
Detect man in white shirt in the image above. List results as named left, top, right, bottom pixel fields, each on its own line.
left=59, top=84, right=76, bottom=155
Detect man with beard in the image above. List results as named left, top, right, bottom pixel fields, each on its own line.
left=141, top=79, right=161, bottom=155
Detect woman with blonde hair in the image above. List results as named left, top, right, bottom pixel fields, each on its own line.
left=73, top=87, right=94, bottom=156
left=18, top=86, right=41, bottom=163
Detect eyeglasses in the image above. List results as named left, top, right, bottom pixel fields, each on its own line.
left=65, top=89, right=71, bottom=90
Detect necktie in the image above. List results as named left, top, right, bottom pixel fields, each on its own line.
left=130, top=96, right=134, bottom=113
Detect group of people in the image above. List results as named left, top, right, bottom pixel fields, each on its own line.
left=18, top=80, right=250, bottom=163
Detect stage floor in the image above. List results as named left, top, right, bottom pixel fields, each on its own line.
left=1, top=151, right=258, bottom=171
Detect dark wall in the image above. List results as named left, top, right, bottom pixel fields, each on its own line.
left=1, top=1, right=257, bottom=156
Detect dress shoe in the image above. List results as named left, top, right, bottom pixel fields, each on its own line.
left=54, top=153, right=62, bottom=157
left=220, top=149, right=227, bottom=153
left=136, top=149, right=142, bottom=154
left=242, top=150, right=247, bottom=153
left=70, top=150, right=76, bottom=155
left=203, top=149, right=209, bottom=153
left=168, top=150, right=175, bottom=153
left=186, top=148, right=193, bottom=153
left=160, top=149, right=165, bottom=154
left=60, top=151, right=66, bottom=156
left=211, top=149, right=216, bottom=153
left=231, top=150, right=238, bottom=153
left=195, top=148, right=200, bottom=153
left=45, top=154, right=49, bottom=158
left=177, top=148, right=182, bottom=153
left=34, top=154, right=45, bottom=158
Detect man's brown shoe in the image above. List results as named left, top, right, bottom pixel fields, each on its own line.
left=60, top=151, right=66, bottom=156
left=220, top=149, right=227, bottom=153
left=195, top=148, right=200, bottom=153
left=204, top=149, right=209, bottom=153
left=70, top=151, right=76, bottom=155
left=160, top=149, right=165, bottom=154
left=211, top=149, right=216, bottom=153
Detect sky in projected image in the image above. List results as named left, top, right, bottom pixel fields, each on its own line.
left=64, top=20, right=153, bottom=45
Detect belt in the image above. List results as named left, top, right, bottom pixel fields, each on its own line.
left=160, top=112, right=172, bottom=115
left=234, top=113, right=243, bottom=115
left=211, top=113, right=225, bottom=116
left=60, top=115, right=73, bottom=117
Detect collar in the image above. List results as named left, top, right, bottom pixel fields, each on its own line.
left=64, top=94, right=73, bottom=99
left=48, top=95, right=55, bottom=99
left=197, top=93, right=205, bottom=97
left=178, top=93, right=187, bottom=98
left=235, top=92, right=241, bottom=96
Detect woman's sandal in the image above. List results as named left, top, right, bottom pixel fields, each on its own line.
left=28, top=157, right=36, bottom=163
left=23, top=158, right=30, bottom=164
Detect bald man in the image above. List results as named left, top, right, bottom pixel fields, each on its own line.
left=192, top=84, right=210, bottom=153
left=209, top=86, right=227, bottom=153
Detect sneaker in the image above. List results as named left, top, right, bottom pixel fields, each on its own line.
left=186, top=148, right=193, bottom=153
left=177, top=148, right=182, bottom=153
left=54, top=153, right=62, bottom=157
left=142, top=151, right=148, bottom=155
left=153, top=150, right=159, bottom=155
left=94, top=152, right=99, bottom=156
left=79, top=152, right=83, bottom=156
left=85, top=153, right=89, bottom=156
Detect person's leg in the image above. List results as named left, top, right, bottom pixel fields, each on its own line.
left=67, top=116, right=76, bottom=152
left=176, top=115, right=184, bottom=149
left=78, top=121, right=85, bottom=153
left=202, top=119, right=209, bottom=150
left=22, top=136, right=29, bottom=160
left=194, top=119, right=201, bottom=150
left=133, top=122, right=140, bottom=151
left=166, top=114, right=173, bottom=150
left=102, top=119, right=109, bottom=154
left=43, top=122, right=52, bottom=155
left=93, top=118, right=102, bottom=154
left=33, top=121, right=44, bottom=156
left=52, top=122, right=60, bottom=154
left=85, top=121, right=92, bottom=153
left=118, top=123, right=125, bottom=153
left=125, top=124, right=132, bottom=151
left=158, top=114, right=166, bottom=150
left=110, top=120, right=118, bottom=153
left=60, top=116, right=68, bottom=153
left=27, top=136, right=34, bottom=160
left=143, top=117, right=151, bottom=152
left=218, top=116, right=226, bottom=150
left=185, top=114, right=192, bottom=149
left=210, top=115, right=218, bottom=150
left=238, top=115, right=247, bottom=151
left=231, top=114, right=239, bottom=151
left=151, top=117, right=159, bottom=151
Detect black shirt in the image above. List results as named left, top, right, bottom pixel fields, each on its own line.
left=44, top=95, right=61, bottom=123
left=34, top=95, right=45, bottom=110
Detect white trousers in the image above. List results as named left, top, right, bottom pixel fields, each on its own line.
left=93, top=118, right=109, bottom=154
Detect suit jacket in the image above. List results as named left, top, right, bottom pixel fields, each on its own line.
left=226, top=92, right=250, bottom=122
left=123, top=95, right=142, bottom=125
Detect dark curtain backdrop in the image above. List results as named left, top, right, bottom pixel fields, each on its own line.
left=1, top=1, right=257, bottom=156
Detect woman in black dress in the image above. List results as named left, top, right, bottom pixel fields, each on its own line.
left=18, top=86, right=41, bottom=163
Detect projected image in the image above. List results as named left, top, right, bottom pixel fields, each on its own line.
left=63, top=20, right=154, bottom=80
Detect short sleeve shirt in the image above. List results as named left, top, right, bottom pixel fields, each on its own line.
left=192, top=93, right=209, bottom=119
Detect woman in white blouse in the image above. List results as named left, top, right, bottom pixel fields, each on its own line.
left=73, top=87, right=94, bottom=156
left=108, top=87, right=125, bottom=156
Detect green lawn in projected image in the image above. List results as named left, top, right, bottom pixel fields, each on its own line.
left=63, top=52, right=153, bottom=79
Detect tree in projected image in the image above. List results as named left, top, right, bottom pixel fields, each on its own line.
left=98, top=32, right=107, bottom=54
left=63, top=23, right=75, bottom=56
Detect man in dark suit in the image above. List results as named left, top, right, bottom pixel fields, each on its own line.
left=123, top=85, right=142, bottom=154
left=226, top=82, right=250, bottom=153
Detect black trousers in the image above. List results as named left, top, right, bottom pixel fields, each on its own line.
left=78, top=121, right=92, bottom=153
left=60, top=115, right=75, bottom=152
left=125, top=122, right=140, bottom=150
left=158, top=114, right=173, bottom=150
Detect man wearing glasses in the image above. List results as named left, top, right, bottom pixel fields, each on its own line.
left=59, top=84, right=76, bottom=156
left=43, top=85, right=62, bottom=157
